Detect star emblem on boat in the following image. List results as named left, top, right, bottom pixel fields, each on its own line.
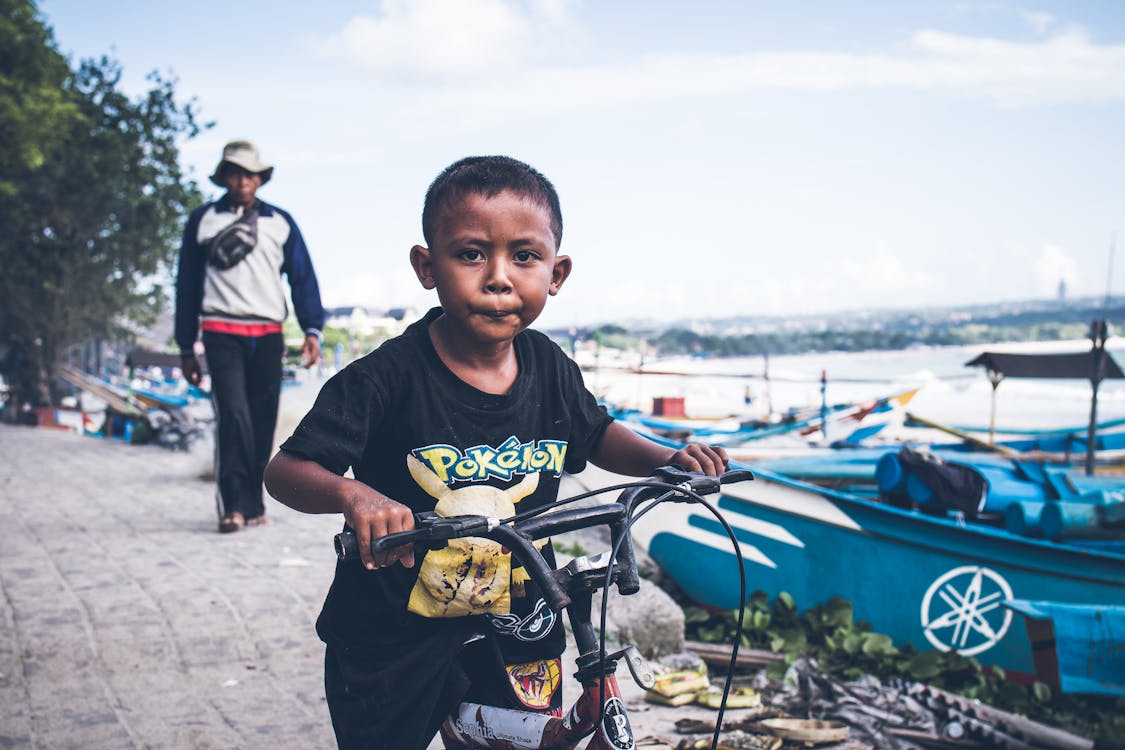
left=920, top=565, right=1013, bottom=656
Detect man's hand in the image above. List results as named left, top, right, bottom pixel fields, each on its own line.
left=300, top=334, right=321, bottom=368
left=341, top=484, right=416, bottom=571
left=181, top=356, right=202, bottom=386
left=667, top=443, right=729, bottom=476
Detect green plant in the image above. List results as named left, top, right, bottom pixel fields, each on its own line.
left=552, top=539, right=588, bottom=558
left=682, top=590, right=1123, bottom=740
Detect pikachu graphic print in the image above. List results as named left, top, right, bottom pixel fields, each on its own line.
left=405, top=437, right=567, bottom=618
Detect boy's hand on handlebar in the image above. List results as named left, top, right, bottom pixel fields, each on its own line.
left=668, top=443, right=729, bottom=476
left=341, top=486, right=416, bottom=571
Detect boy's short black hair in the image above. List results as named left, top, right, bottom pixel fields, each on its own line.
left=422, top=156, right=563, bottom=249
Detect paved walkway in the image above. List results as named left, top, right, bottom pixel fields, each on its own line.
left=0, top=387, right=721, bottom=749
left=0, top=420, right=342, bottom=749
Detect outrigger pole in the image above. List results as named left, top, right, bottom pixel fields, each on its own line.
left=1086, top=235, right=1117, bottom=475
left=1086, top=317, right=1110, bottom=475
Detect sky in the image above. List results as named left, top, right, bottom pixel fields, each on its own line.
left=36, top=0, right=1125, bottom=329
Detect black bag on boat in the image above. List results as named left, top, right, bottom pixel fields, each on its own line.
left=896, top=447, right=987, bottom=517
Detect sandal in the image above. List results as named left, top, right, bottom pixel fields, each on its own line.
left=245, top=515, right=268, bottom=527
left=218, top=512, right=245, bottom=533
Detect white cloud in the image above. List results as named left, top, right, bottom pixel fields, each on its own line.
left=904, top=28, right=1125, bottom=104
left=363, top=24, right=1125, bottom=135
left=310, top=0, right=577, bottom=79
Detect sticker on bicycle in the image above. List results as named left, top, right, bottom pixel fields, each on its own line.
left=489, top=598, right=557, bottom=642
left=600, top=697, right=634, bottom=750
left=505, top=657, right=561, bottom=710
left=449, top=703, right=551, bottom=747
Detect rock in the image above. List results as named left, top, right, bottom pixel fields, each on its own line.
left=553, top=474, right=687, bottom=659
left=590, top=577, right=686, bottom=658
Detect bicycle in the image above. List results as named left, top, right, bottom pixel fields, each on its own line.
left=334, top=465, right=754, bottom=750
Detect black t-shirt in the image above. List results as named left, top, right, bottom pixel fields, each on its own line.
left=281, top=308, right=612, bottom=664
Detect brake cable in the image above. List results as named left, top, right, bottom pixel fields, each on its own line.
left=496, top=476, right=749, bottom=750
left=587, top=483, right=749, bottom=750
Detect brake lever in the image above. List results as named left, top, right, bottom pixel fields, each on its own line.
left=375, top=514, right=495, bottom=551
left=336, top=513, right=496, bottom=559
left=650, top=465, right=754, bottom=501
left=651, top=465, right=696, bottom=484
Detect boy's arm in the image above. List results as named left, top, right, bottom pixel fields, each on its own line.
left=264, top=451, right=415, bottom=571
left=590, top=421, right=729, bottom=477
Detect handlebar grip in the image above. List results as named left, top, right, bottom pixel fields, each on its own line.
left=333, top=529, right=424, bottom=561
left=334, top=531, right=359, bottom=560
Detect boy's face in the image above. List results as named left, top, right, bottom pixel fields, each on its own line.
left=410, top=190, right=572, bottom=349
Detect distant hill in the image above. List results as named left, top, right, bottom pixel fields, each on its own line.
left=545, top=296, right=1124, bottom=357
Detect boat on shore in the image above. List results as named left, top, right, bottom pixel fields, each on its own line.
left=578, top=336, right=1125, bottom=692
left=574, top=449, right=1125, bottom=692
left=605, top=386, right=920, bottom=447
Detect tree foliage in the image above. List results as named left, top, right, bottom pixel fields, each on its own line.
left=647, top=322, right=1092, bottom=358
left=0, top=0, right=205, bottom=408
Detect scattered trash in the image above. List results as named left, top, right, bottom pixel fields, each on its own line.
left=694, top=685, right=761, bottom=710
left=759, top=718, right=849, bottom=744
left=675, top=731, right=781, bottom=750
left=768, top=657, right=1099, bottom=750
left=645, top=654, right=766, bottom=712
left=905, top=682, right=1095, bottom=750
left=221, top=679, right=239, bottom=688
left=645, top=663, right=711, bottom=706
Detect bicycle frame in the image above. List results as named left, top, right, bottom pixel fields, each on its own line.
left=439, top=674, right=633, bottom=750
left=437, top=563, right=642, bottom=750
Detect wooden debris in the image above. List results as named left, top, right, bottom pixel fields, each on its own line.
left=684, top=640, right=783, bottom=670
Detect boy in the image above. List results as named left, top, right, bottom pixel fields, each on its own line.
left=264, top=156, right=727, bottom=750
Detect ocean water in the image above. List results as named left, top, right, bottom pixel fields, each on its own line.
left=584, top=338, right=1125, bottom=436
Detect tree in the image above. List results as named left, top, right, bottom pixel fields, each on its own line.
left=0, top=0, right=206, bottom=410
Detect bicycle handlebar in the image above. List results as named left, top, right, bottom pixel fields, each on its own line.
left=333, top=466, right=753, bottom=612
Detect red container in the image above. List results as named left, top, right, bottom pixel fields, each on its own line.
left=652, top=396, right=685, bottom=417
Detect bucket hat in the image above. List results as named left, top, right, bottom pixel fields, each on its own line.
left=209, top=140, right=274, bottom=187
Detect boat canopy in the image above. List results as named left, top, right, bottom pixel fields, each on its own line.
left=966, top=350, right=1124, bottom=381
left=967, top=345, right=1125, bottom=475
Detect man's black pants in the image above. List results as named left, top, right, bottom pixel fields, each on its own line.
left=203, top=331, right=283, bottom=521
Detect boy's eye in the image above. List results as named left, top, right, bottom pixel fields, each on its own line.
left=458, top=249, right=483, bottom=261
left=514, top=250, right=537, bottom=262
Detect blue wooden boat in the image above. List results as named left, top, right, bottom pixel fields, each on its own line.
left=581, top=452, right=1125, bottom=683
left=904, top=413, right=1125, bottom=459
left=928, top=415, right=1125, bottom=438
left=606, top=387, right=918, bottom=446
left=1003, top=599, right=1124, bottom=696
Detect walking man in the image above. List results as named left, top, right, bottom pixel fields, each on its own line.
left=175, top=140, right=326, bottom=532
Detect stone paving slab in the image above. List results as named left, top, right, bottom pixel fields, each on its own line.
left=0, top=386, right=741, bottom=750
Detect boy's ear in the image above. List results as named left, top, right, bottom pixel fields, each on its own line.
left=549, top=254, right=572, bottom=296
left=410, top=245, right=435, bottom=289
